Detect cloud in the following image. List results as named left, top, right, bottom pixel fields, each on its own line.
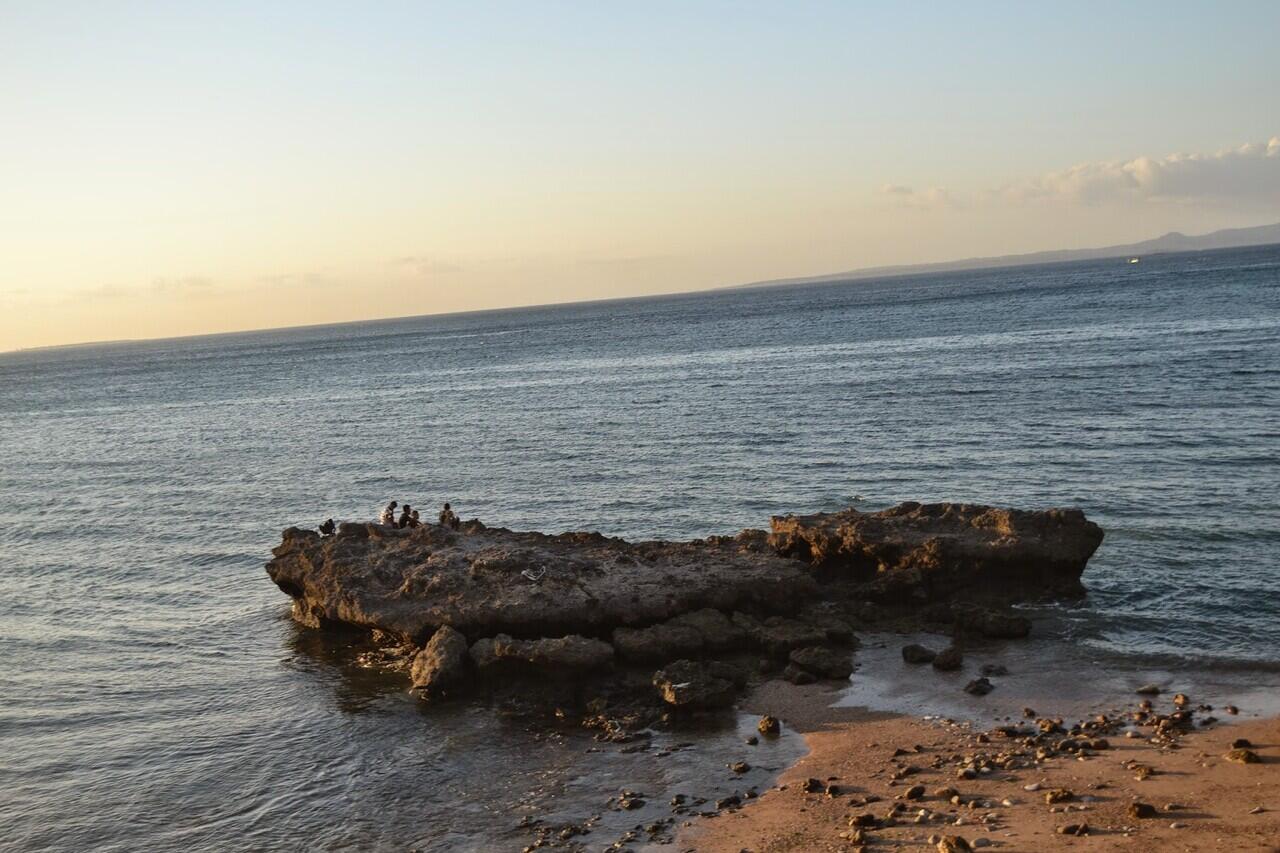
left=880, top=136, right=1280, bottom=209
left=151, top=275, right=213, bottom=294
left=1005, top=137, right=1280, bottom=205
left=877, top=184, right=958, bottom=208
left=391, top=256, right=463, bottom=277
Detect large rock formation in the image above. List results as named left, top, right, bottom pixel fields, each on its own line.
left=266, top=502, right=1103, bottom=709
left=267, top=520, right=817, bottom=642
left=768, top=502, right=1103, bottom=599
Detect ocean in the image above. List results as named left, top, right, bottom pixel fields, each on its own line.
left=2, top=244, right=1278, bottom=851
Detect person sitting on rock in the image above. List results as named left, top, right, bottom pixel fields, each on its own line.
left=408, top=510, right=421, bottom=528
left=439, top=502, right=458, bottom=528
left=379, top=501, right=397, bottom=525
left=398, top=503, right=413, bottom=529
left=318, top=518, right=336, bottom=536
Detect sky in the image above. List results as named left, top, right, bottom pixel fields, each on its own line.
left=2, top=1, right=1279, bottom=350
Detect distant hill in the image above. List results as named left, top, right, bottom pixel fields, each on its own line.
left=734, top=222, right=1280, bottom=290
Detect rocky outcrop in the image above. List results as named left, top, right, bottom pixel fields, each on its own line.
left=267, top=521, right=817, bottom=642
left=267, top=501, right=1104, bottom=712
left=769, top=502, right=1103, bottom=599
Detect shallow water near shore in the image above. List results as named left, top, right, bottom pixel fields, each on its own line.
left=2, top=244, right=1279, bottom=850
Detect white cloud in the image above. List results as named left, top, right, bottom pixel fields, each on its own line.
left=1006, top=137, right=1280, bottom=205
left=881, top=136, right=1280, bottom=209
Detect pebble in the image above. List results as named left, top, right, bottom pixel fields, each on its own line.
left=1022, top=782, right=1041, bottom=792
left=1169, top=821, right=1186, bottom=829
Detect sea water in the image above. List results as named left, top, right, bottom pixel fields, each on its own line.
left=2, top=244, right=1278, bottom=850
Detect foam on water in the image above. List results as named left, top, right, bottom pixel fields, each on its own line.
left=1, top=245, right=1278, bottom=850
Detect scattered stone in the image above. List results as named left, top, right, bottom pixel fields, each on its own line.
left=964, top=677, right=994, bottom=696
left=801, top=777, right=825, bottom=794
left=1173, top=692, right=1190, bottom=707
left=782, top=663, right=817, bottom=685
left=745, top=735, right=758, bottom=745
left=1225, top=704, right=1239, bottom=715
left=1127, top=802, right=1158, bottom=819
left=1057, top=822, right=1089, bottom=836
left=1249, top=806, right=1266, bottom=814
left=905, top=784, right=926, bottom=800
left=935, top=835, right=972, bottom=852
left=729, top=761, right=750, bottom=774
left=1169, top=821, right=1185, bottom=829
left=903, top=644, right=938, bottom=664
left=932, top=646, right=964, bottom=671
left=757, top=715, right=781, bottom=736
left=848, top=813, right=879, bottom=827
left=1044, top=789, right=1074, bottom=805
left=1225, top=748, right=1261, bottom=764
left=1231, top=737, right=1253, bottom=749
left=788, top=645, right=854, bottom=679
left=1136, top=684, right=1162, bottom=695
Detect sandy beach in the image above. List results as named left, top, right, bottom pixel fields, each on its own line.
left=684, top=680, right=1280, bottom=852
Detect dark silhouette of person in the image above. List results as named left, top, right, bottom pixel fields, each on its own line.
left=380, top=501, right=398, bottom=525
left=408, top=510, right=421, bottom=528
left=318, top=518, right=336, bottom=536
left=398, top=504, right=413, bottom=529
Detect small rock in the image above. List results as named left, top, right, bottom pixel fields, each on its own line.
left=964, top=677, right=994, bottom=696
left=1169, top=821, right=1186, bottom=829
left=1225, top=704, right=1239, bottom=715
left=1231, top=737, right=1253, bottom=749
left=1249, top=806, right=1266, bottom=814
left=801, top=777, right=825, bottom=794
left=1225, top=748, right=1260, bottom=764
left=1044, top=789, right=1074, bottom=805
left=729, top=761, right=750, bottom=774
left=903, top=643, right=938, bottom=664
left=1136, top=684, right=1161, bottom=695
left=757, top=715, right=781, bottom=736
left=905, top=784, right=926, bottom=800
left=1173, top=692, right=1190, bottom=707
left=932, top=646, right=963, bottom=671
left=1057, top=822, right=1089, bottom=836
left=935, top=835, right=973, bottom=852
left=745, top=735, right=758, bottom=745
left=1127, top=802, right=1157, bottom=819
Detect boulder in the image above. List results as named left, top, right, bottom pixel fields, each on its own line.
left=788, top=646, right=854, bottom=680
left=733, top=612, right=829, bottom=657
left=652, top=659, right=737, bottom=709
left=665, top=608, right=750, bottom=651
left=410, top=625, right=469, bottom=691
left=769, top=502, right=1103, bottom=598
left=612, top=623, right=703, bottom=663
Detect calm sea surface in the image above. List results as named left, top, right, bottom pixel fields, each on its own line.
left=2, top=245, right=1279, bottom=851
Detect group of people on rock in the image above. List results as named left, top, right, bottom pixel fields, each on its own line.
left=379, top=500, right=462, bottom=530
left=316, top=500, right=464, bottom=536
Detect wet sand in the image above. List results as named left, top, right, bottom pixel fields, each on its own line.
left=682, top=680, right=1280, bottom=852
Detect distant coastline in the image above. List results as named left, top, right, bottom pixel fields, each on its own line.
left=6, top=227, right=1279, bottom=355
left=730, top=222, right=1280, bottom=290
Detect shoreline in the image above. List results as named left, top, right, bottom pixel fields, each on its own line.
left=680, top=678, right=1280, bottom=851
